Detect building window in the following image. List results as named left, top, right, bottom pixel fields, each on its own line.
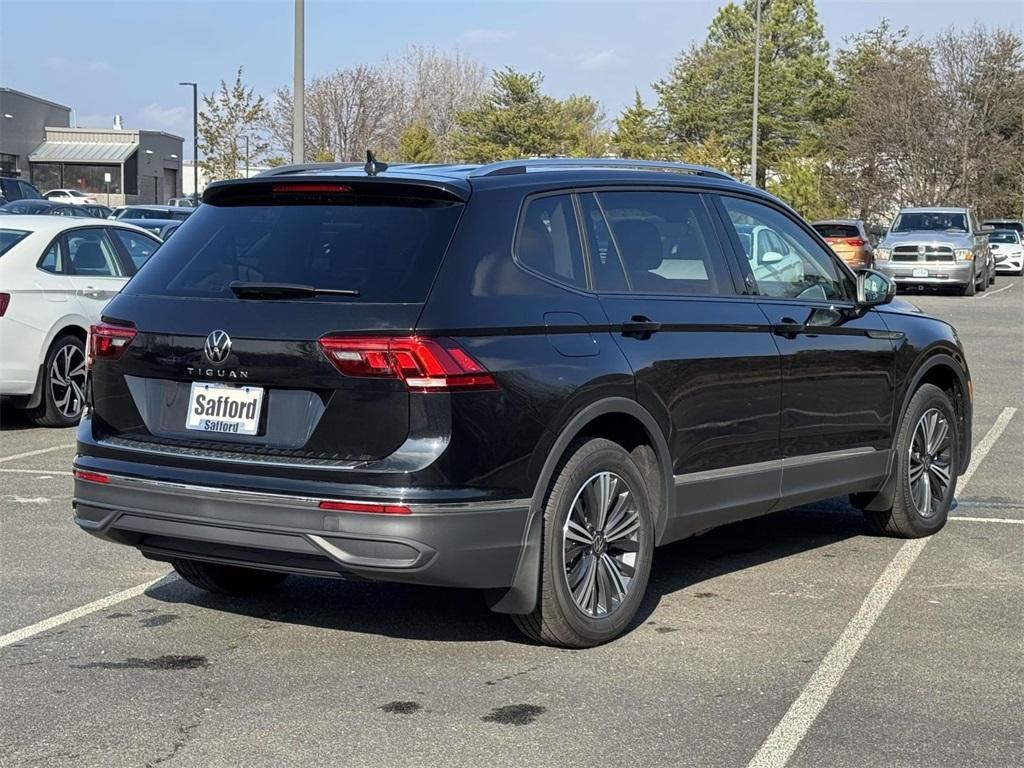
left=31, top=163, right=62, bottom=191
left=0, top=154, right=18, bottom=177
left=31, top=163, right=122, bottom=194
left=62, top=164, right=122, bottom=194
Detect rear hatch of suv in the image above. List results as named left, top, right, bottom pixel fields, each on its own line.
left=87, top=176, right=470, bottom=470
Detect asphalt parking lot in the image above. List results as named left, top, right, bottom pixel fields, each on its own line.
left=1, top=278, right=1021, bottom=768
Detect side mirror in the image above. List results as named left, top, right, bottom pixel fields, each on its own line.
left=761, top=251, right=784, bottom=264
left=857, top=269, right=896, bottom=307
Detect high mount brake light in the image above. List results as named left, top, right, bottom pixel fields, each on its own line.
left=318, top=337, right=497, bottom=392
left=87, top=323, right=136, bottom=368
left=271, top=183, right=353, bottom=194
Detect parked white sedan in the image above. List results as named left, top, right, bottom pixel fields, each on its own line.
left=0, top=216, right=161, bottom=426
left=43, top=189, right=98, bottom=205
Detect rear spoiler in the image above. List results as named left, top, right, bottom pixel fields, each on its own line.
left=203, top=174, right=470, bottom=205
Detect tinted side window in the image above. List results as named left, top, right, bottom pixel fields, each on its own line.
left=515, top=194, right=586, bottom=288
left=39, top=239, right=66, bottom=274
left=110, top=228, right=160, bottom=272
left=720, top=196, right=852, bottom=301
left=65, top=229, right=125, bottom=277
left=596, top=190, right=732, bottom=295
left=580, top=193, right=627, bottom=292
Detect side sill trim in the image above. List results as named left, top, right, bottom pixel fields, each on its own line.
left=674, top=447, right=879, bottom=485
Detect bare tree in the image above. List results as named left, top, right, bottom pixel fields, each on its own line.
left=394, top=46, right=486, bottom=160
left=266, top=47, right=485, bottom=164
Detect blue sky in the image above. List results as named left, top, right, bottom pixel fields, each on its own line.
left=2, top=0, right=1022, bottom=149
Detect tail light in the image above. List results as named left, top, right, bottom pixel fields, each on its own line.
left=87, top=323, right=137, bottom=368
left=74, top=469, right=109, bottom=484
left=826, top=237, right=866, bottom=247
left=318, top=336, right=497, bottom=392
left=0, top=293, right=9, bottom=317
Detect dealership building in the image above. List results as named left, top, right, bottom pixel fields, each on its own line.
left=1, top=87, right=183, bottom=206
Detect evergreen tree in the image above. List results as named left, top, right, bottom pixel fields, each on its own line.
left=612, top=90, right=664, bottom=159
left=655, top=0, right=838, bottom=185
left=398, top=121, right=440, bottom=163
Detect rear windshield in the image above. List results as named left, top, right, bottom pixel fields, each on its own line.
left=124, top=198, right=463, bottom=302
left=813, top=224, right=860, bottom=239
left=0, top=228, right=29, bottom=256
left=119, top=208, right=192, bottom=221
left=988, top=230, right=1019, bottom=244
left=984, top=221, right=1023, bottom=234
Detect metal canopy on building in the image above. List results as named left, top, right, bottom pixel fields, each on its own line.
left=29, top=140, right=138, bottom=164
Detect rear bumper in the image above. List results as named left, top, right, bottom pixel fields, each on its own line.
left=73, top=471, right=531, bottom=590
left=877, top=261, right=974, bottom=287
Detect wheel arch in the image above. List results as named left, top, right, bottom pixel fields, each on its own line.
left=487, top=397, right=673, bottom=615
left=902, top=351, right=971, bottom=475
left=859, top=349, right=972, bottom=514
left=26, top=321, right=89, bottom=409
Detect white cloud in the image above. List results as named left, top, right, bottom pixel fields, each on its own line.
left=45, top=57, right=111, bottom=74
left=577, top=49, right=621, bottom=72
left=140, top=103, right=188, bottom=131
left=463, top=28, right=515, bottom=43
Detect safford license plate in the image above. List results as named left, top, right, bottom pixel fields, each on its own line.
left=186, top=382, right=264, bottom=436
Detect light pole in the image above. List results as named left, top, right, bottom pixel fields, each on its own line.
left=179, top=82, right=198, bottom=199
left=750, top=0, right=762, bottom=187
left=293, top=0, right=305, bottom=164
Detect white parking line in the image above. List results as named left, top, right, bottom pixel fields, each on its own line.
left=0, top=443, right=75, bottom=464
left=950, top=516, right=1024, bottom=525
left=747, top=406, right=1017, bottom=768
left=977, top=281, right=1015, bottom=298
left=0, top=467, right=74, bottom=476
left=0, top=575, right=170, bottom=650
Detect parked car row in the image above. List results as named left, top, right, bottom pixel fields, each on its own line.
left=812, top=210, right=1022, bottom=295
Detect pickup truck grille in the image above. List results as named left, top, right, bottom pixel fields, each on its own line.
left=892, top=245, right=955, bottom=262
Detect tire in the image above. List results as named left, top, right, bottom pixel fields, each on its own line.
left=961, top=277, right=976, bottom=296
left=26, top=334, right=87, bottom=427
left=511, top=438, right=655, bottom=648
left=977, top=266, right=987, bottom=292
left=172, top=558, right=288, bottom=594
left=862, top=383, right=959, bottom=538
left=988, top=267, right=996, bottom=285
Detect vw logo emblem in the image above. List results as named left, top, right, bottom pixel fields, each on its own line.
left=204, top=330, right=232, bottom=364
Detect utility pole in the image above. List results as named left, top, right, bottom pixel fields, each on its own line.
left=178, top=82, right=198, bottom=199
left=293, top=0, right=305, bottom=164
left=245, top=135, right=250, bottom=177
left=750, top=0, right=762, bottom=188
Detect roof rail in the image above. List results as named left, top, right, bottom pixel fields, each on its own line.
left=256, top=162, right=363, bottom=177
left=467, top=158, right=736, bottom=181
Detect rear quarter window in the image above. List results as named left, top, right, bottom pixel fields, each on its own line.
left=124, top=196, right=463, bottom=303
left=0, top=228, right=29, bottom=257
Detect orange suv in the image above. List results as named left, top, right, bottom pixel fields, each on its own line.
left=812, top=219, right=875, bottom=269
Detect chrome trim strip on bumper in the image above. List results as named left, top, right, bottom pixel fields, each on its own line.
left=77, top=471, right=530, bottom=513
left=674, top=447, right=879, bottom=485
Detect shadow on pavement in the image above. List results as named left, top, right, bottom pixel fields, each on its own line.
left=146, top=498, right=867, bottom=645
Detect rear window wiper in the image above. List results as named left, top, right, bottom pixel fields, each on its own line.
left=229, top=281, right=360, bottom=299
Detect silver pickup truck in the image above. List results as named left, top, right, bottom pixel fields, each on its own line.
left=874, top=207, right=994, bottom=296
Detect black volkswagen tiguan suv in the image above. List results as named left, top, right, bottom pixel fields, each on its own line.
left=74, top=159, right=972, bottom=647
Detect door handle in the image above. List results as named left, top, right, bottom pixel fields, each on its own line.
left=772, top=317, right=805, bottom=336
left=621, top=315, right=662, bottom=338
